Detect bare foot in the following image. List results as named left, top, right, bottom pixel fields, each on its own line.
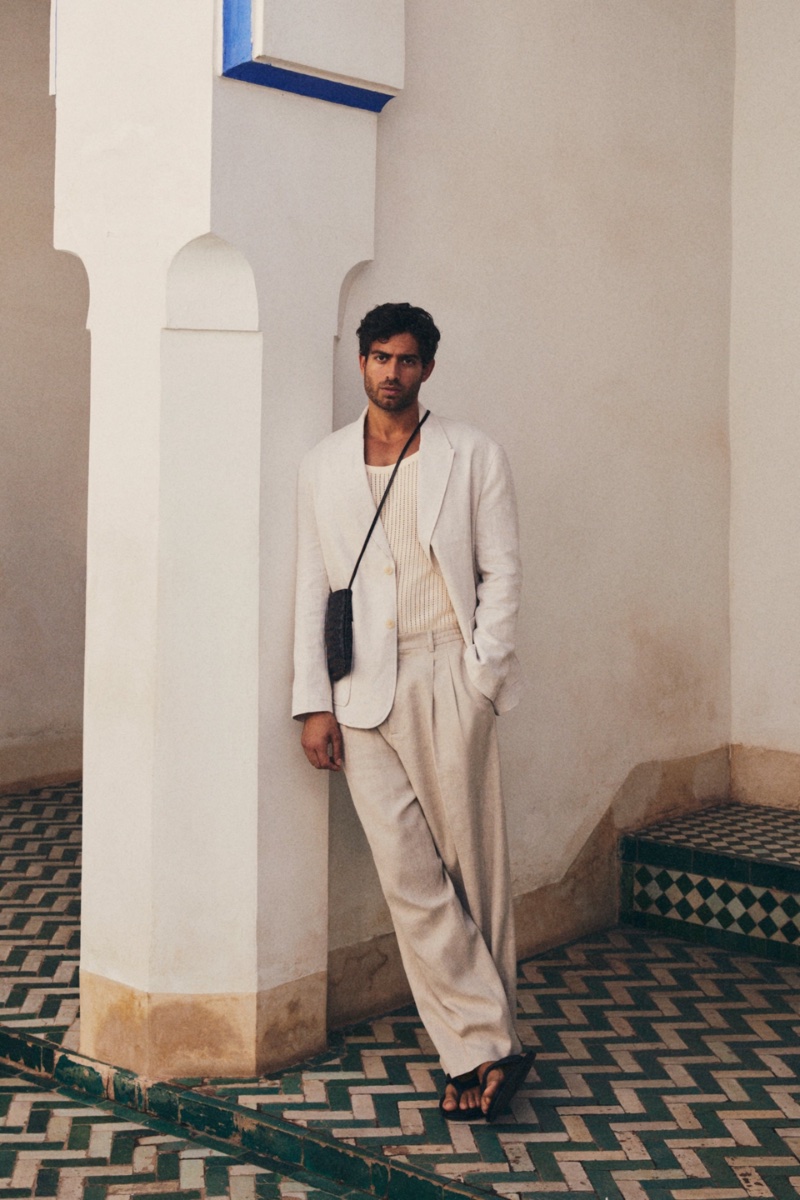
left=441, top=1071, right=482, bottom=1114
left=477, top=1060, right=503, bottom=1115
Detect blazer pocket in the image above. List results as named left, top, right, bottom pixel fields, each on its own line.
left=460, top=650, right=494, bottom=710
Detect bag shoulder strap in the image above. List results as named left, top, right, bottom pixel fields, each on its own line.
left=348, top=409, right=430, bottom=589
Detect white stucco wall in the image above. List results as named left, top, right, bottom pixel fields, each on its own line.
left=730, top=0, right=800, bottom=753
left=331, top=0, right=734, bottom=950
left=6, top=0, right=745, bottom=1051
left=0, top=0, right=89, bottom=788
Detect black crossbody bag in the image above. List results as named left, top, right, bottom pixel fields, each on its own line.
left=325, top=411, right=429, bottom=683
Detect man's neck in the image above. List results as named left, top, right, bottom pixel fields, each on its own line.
left=364, top=402, right=423, bottom=466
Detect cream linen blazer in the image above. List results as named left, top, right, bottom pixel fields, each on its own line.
left=292, top=408, right=523, bottom=729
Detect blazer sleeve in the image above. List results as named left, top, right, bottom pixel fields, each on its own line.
left=463, top=442, right=523, bottom=710
left=292, top=453, right=334, bottom=719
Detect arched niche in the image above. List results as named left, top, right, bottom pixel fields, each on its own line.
left=166, top=233, right=259, bottom=332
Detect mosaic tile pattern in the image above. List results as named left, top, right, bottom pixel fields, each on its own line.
left=0, top=784, right=81, bottom=1049
left=3, top=785, right=800, bottom=1197
left=629, top=863, right=800, bottom=943
left=620, top=801, right=800, bottom=963
left=0, top=1066, right=354, bottom=1200
left=205, top=929, right=800, bottom=1198
left=629, top=802, right=800, bottom=866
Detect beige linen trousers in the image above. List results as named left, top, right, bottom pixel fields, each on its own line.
left=341, top=630, right=521, bottom=1078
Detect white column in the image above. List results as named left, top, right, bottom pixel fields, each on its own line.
left=53, top=0, right=403, bottom=1076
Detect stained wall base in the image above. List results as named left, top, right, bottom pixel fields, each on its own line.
left=80, top=969, right=327, bottom=1079
left=0, top=735, right=82, bottom=794
left=327, top=930, right=411, bottom=1028
left=730, top=744, right=800, bottom=810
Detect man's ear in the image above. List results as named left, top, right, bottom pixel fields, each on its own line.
left=422, top=358, right=435, bottom=382
left=358, top=355, right=366, bottom=376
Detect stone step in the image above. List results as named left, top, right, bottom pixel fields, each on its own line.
left=620, top=800, right=800, bottom=962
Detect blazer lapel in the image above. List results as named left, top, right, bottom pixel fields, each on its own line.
left=417, top=411, right=455, bottom=558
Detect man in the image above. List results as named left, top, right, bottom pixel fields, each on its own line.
left=293, top=302, right=533, bottom=1121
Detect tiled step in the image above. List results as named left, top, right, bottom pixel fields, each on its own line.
left=620, top=800, right=800, bottom=962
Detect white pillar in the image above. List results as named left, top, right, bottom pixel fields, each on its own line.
left=53, top=0, right=403, bottom=1076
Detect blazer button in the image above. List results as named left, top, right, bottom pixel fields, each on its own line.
left=384, top=565, right=395, bottom=575
left=386, top=618, right=395, bottom=630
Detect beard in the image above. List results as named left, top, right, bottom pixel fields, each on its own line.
left=363, top=378, right=420, bottom=413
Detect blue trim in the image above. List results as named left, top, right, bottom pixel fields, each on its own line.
left=222, top=0, right=394, bottom=112
left=223, top=0, right=252, bottom=74
left=223, top=60, right=393, bottom=112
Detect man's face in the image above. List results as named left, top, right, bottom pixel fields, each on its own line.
left=360, top=332, right=435, bottom=415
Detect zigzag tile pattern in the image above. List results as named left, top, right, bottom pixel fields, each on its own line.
left=3, top=786, right=800, bottom=1196
left=0, top=1067, right=347, bottom=1200
left=0, top=785, right=82, bottom=1050
left=208, top=929, right=800, bottom=1197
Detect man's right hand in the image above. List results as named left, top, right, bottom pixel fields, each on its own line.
left=301, top=712, right=343, bottom=772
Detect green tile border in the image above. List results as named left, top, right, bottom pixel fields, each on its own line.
left=622, top=908, right=800, bottom=963
left=0, top=1025, right=487, bottom=1200
left=0, top=1059, right=374, bottom=1200
left=619, top=815, right=800, bottom=894
left=620, top=853, right=800, bottom=962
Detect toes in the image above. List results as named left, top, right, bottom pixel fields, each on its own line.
left=480, top=1069, right=501, bottom=1112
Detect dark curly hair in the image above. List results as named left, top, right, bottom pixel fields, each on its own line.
left=357, top=302, right=441, bottom=365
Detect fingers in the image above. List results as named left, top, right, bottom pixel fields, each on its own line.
left=301, top=713, right=343, bottom=771
left=310, top=748, right=340, bottom=771
left=329, top=721, right=343, bottom=770
left=303, top=737, right=339, bottom=770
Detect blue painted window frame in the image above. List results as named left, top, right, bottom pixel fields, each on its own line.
left=222, top=0, right=394, bottom=112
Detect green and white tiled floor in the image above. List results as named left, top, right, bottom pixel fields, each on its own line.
left=2, top=783, right=800, bottom=1199
left=0, top=785, right=81, bottom=1050
left=0, top=1066, right=347, bottom=1200
left=0, top=785, right=358, bottom=1200
left=202, top=938, right=800, bottom=1196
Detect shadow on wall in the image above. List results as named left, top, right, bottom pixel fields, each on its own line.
left=513, top=745, right=731, bottom=959
left=0, top=0, right=90, bottom=790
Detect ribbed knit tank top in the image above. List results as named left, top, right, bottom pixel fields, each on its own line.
left=365, top=454, right=459, bottom=636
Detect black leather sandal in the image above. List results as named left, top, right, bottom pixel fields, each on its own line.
left=479, top=1051, right=536, bottom=1122
left=439, top=1069, right=482, bottom=1122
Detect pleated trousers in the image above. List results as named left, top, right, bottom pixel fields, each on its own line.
left=340, top=629, right=521, bottom=1078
